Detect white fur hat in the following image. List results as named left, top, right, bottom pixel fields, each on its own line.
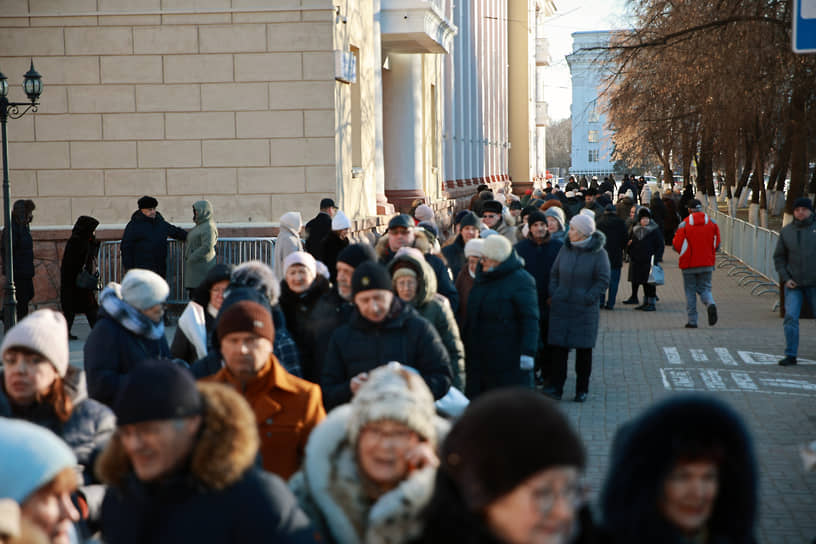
left=481, top=234, right=512, bottom=262
left=0, top=309, right=69, bottom=377
left=121, top=268, right=170, bottom=310
left=283, top=251, right=316, bottom=279
left=464, top=239, right=485, bottom=258
left=332, top=210, right=351, bottom=231
left=348, top=362, right=437, bottom=446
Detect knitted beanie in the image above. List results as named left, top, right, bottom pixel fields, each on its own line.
left=0, top=309, right=69, bottom=377
left=481, top=200, right=503, bottom=215
left=464, top=239, right=485, bottom=258
left=121, top=269, right=169, bottom=310
left=231, top=260, right=280, bottom=305
left=332, top=210, right=351, bottom=231
left=569, top=214, right=596, bottom=238
left=543, top=207, right=566, bottom=230
left=793, top=197, right=813, bottom=212
left=481, top=234, right=512, bottom=262
left=351, top=261, right=392, bottom=298
left=216, top=300, right=276, bottom=345
left=414, top=204, right=434, bottom=223
left=348, top=362, right=437, bottom=447
left=637, top=207, right=652, bottom=220
left=337, top=243, right=377, bottom=269
left=459, top=211, right=481, bottom=229
left=282, top=251, right=317, bottom=279
left=440, top=388, right=585, bottom=511
left=527, top=210, right=548, bottom=227
left=0, top=418, right=77, bottom=503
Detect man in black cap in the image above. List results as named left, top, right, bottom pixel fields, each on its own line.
left=583, top=188, right=604, bottom=216
left=442, top=211, right=481, bottom=281
left=321, top=261, right=451, bottom=410
left=376, top=214, right=459, bottom=311
left=774, top=196, right=816, bottom=365
left=480, top=200, right=518, bottom=244
left=121, top=195, right=187, bottom=278
left=304, top=198, right=337, bottom=258
left=97, top=360, right=318, bottom=543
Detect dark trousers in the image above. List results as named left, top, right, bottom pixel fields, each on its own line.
left=15, top=277, right=34, bottom=321
left=535, top=316, right=552, bottom=384
left=551, top=346, right=592, bottom=394
left=634, top=282, right=656, bottom=298
left=65, top=307, right=99, bottom=333
left=601, top=267, right=622, bottom=308
left=465, top=367, right=533, bottom=399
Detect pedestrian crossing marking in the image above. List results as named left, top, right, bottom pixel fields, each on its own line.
left=730, top=372, right=758, bottom=390
left=660, top=368, right=816, bottom=397
left=758, top=378, right=816, bottom=392
left=699, top=369, right=725, bottom=390
left=690, top=349, right=708, bottom=362
left=738, top=351, right=816, bottom=365
left=714, top=347, right=738, bottom=366
left=663, top=347, right=683, bottom=365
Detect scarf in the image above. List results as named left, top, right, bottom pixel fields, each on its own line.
left=571, top=236, right=592, bottom=249
left=100, top=284, right=166, bottom=341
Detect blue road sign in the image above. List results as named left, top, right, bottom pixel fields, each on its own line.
left=794, top=0, right=816, bottom=53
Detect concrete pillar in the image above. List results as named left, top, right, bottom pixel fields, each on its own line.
left=508, top=0, right=533, bottom=194
left=383, top=53, right=426, bottom=212
left=372, top=0, right=391, bottom=214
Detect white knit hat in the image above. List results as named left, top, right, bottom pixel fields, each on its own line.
left=121, top=269, right=169, bottom=310
left=580, top=208, right=595, bottom=219
left=332, top=210, right=351, bottom=231
left=282, top=251, right=316, bottom=279
left=348, top=362, right=437, bottom=447
left=0, top=309, right=69, bottom=377
left=464, top=238, right=485, bottom=258
left=481, top=234, right=512, bottom=262
left=0, top=418, right=77, bottom=504
left=570, top=214, right=596, bottom=238
left=413, top=204, right=434, bottom=223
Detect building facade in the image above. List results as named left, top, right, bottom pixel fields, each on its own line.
left=566, top=30, right=615, bottom=178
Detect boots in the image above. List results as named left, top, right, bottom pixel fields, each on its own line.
left=622, top=296, right=639, bottom=305
left=640, top=297, right=656, bottom=311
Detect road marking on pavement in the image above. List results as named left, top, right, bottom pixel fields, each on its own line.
left=699, top=369, right=726, bottom=390
left=690, top=349, right=709, bottom=362
left=738, top=351, right=816, bottom=365
left=758, top=378, right=816, bottom=392
left=660, top=368, right=816, bottom=396
left=715, top=347, right=738, bottom=366
left=730, top=372, right=758, bottom=390
left=660, top=368, right=694, bottom=388
left=663, top=347, right=683, bottom=365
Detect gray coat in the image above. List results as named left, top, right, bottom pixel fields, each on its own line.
left=774, top=213, right=816, bottom=286
left=548, top=231, right=610, bottom=349
left=184, top=200, right=218, bottom=289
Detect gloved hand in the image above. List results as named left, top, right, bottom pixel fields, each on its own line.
left=520, top=355, right=534, bottom=370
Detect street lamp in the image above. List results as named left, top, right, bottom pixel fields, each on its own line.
left=0, top=61, right=42, bottom=328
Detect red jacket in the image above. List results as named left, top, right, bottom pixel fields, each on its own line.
left=672, top=211, right=720, bottom=269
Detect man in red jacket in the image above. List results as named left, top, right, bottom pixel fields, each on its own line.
left=672, top=199, right=721, bottom=328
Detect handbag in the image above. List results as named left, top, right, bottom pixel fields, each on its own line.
left=75, top=244, right=100, bottom=290
left=647, top=255, right=665, bottom=286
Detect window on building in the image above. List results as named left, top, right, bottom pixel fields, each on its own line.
left=350, top=47, right=362, bottom=170
left=587, top=100, right=599, bottom=123
left=588, top=149, right=599, bottom=162
left=588, top=130, right=599, bottom=143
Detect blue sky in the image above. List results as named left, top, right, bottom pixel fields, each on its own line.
left=542, top=0, right=632, bottom=121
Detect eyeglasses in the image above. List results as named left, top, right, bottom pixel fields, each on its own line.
left=361, top=424, right=416, bottom=443
left=529, top=479, right=589, bottom=514
left=483, top=213, right=498, bottom=219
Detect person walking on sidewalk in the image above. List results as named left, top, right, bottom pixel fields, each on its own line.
left=673, top=199, right=720, bottom=329
left=773, top=196, right=816, bottom=366
left=627, top=207, right=663, bottom=312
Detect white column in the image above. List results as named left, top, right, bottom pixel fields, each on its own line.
left=372, top=0, right=387, bottom=208
left=383, top=54, right=423, bottom=193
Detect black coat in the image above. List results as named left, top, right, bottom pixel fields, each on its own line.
left=463, top=252, right=539, bottom=397
left=307, top=288, right=355, bottom=381
left=441, top=235, right=466, bottom=282
left=84, top=308, right=171, bottom=407
left=321, top=298, right=452, bottom=410
left=514, top=235, right=562, bottom=312
left=304, top=212, right=332, bottom=258
left=60, top=216, right=100, bottom=314
left=627, top=221, right=664, bottom=285
left=317, top=233, right=349, bottom=283
left=279, top=276, right=331, bottom=383
left=596, top=212, right=628, bottom=269
left=1, top=220, right=34, bottom=279
left=120, top=210, right=187, bottom=277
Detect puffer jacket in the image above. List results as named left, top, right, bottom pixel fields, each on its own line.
left=275, top=212, right=304, bottom=279
left=184, top=200, right=218, bottom=289
left=290, top=405, right=448, bottom=544
left=463, top=251, right=539, bottom=397
left=321, top=298, right=452, bottom=410
left=121, top=210, right=187, bottom=277
left=279, top=275, right=332, bottom=383
left=388, top=251, right=466, bottom=389
left=97, top=382, right=318, bottom=543
left=672, top=210, right=719, bottom=271
left=774, top=213, right=816, bottom=286
left=548, top=231, right=610, bottom=350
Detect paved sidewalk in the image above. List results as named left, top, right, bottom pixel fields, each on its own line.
left=63, top=250, right=816, bottom=541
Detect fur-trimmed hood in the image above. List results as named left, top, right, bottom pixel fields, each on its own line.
left=564, top=230, right=606, bottom=253
left=96, top=382, right=258, bottom=491
left=600, top=394, right=757, bottom=543
left=375, top=230, right=433, bottom=263
left=387, top=249, right=437, bottom=307
left=290, top=405, right=449, bottom=544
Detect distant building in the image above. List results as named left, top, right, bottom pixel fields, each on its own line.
left=566, top=30, right=615, bottom=178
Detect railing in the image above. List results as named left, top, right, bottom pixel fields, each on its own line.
left=709, top=208, right=778, bottom=297
left=99, top=237, right=276, bottom=305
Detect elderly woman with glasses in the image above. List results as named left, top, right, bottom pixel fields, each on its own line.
left=418, top=388, right=594, bottom=544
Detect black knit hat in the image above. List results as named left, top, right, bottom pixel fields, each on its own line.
left=793, top=196, right=813, bottom=212
left=388, top=214, right=413, bottom=230
left=137, top=195, right=158, bottom=209
left=114, top=360, right=203, bottom=426
left=481, top=200, right=503, bottom=215
left=527, top=210, right=548, bottom=227
left=459, top=211, right=480, bottom=229
left=351, top=261, right=392, bottom=298
left=637, top=207, right=652, bottom=220
left=441, top=388, right=585, bottom=511
left=509, top=200, right=522, bottom=210
left=337, top=243, right=377, bottom=269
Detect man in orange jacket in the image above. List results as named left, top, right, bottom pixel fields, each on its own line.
left=203, top=300, right=325, bottom=479
left=672, top=199, right=721, bottom=328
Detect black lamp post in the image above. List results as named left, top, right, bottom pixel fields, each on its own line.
left=0, top=61, right=42, bottom=328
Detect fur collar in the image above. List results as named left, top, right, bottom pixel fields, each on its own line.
left=296, top=405, right=449, bottom=544
left=375, top=230, right=433, bottom=261
left=564, top=230, right=606, bottom=253
left=95, top=382, right=258, bottom=491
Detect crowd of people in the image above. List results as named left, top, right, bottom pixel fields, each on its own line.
left=0, top=184, right=790, bottom=544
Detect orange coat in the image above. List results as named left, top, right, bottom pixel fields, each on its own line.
left=203, top=355, right=325, bottom=479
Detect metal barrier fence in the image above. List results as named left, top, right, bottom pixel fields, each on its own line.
left=99, top=237, right=276, bottom=305
left=709, top=208, right=778, bottom=297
